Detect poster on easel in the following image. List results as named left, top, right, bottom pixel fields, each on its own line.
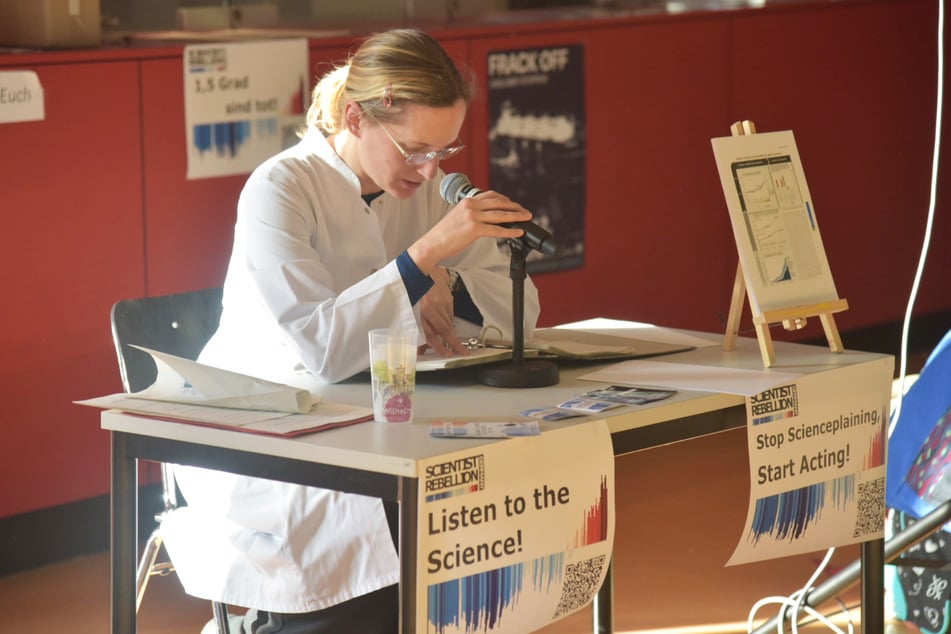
left=711, top=125, right=848, bottom=367
left=711, top=129, right=840, bottom=315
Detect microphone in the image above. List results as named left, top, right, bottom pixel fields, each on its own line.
left=439, top=173, right=563, bottom=257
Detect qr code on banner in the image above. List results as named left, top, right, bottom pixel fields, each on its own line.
left=552, top=555, right=606, bottom=620
left=853, top=476, right=886, bottom=538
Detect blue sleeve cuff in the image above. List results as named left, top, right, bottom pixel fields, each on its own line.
left=396, top=252, right=484, bottom=327
left=396, top=251, right=434, bottom=305
left=452, top=280, right=483, bottom=326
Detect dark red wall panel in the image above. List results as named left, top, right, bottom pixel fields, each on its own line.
left=0, top=61, right=144, bottom=516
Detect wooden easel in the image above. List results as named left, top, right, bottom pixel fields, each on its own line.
left=722, top=120, right=849, bottom=367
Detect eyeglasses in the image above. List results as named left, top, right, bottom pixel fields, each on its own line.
left=377, top=121, right=465, bottom=166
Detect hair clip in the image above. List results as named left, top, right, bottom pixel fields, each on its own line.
left=382, top=81, right=393, bottom=108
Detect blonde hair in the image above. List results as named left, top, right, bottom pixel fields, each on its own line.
left=306, top=29, right=475, bottom=134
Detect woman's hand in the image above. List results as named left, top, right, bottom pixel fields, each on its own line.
left=407, top=190, right=533, bottom=275
left=418, top=267, right=468, bottom=357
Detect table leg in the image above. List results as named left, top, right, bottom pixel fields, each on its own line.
left=861, top=537, right=884, bottom=634
left=593, top=558, right=613, bottom=634
left=399, top=476, right=418, bottom=634
left=111, top=432, right=137, bottom=634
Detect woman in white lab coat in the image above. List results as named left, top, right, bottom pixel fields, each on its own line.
left=166, top=28, right=541, bottom=633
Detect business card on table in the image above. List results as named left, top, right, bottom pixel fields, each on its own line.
left=520, top=407, right=587, bottom=421
left=430, top=421, right=541, bottom=438
left=556, top=397, right=626, bottom=413
left=578, top=385, right=677, bottom=405
left=520, top=398, right=622, bottom=421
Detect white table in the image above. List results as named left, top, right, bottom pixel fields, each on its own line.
left=104, top=334, right=890, bottom=633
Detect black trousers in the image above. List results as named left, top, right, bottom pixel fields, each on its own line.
left=227, top=584, right=398, bottom=634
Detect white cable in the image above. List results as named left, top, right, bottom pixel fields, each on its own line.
left=746, top=549, right=842, bottom=633
left=832, top=596, right=856, bottom=634
left=747, top=595, right=848, bottom=634
left=790, top=548, right=836, bottom=634
left=890, top=0, right=944, bottom=436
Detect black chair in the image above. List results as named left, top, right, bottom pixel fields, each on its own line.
left=110, top=286, right=231, bottom=633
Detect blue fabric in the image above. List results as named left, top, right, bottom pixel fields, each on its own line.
left=451, top=278, right=483, bottom=326
left=396, top=250, right=434, bottom=305
left=886, top=330, right=951, bottom=518
left=889, top=509, right=951, bottom=633
left=396, top=251, right=483, bottom=326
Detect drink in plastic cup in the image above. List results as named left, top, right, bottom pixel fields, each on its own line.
left=368, top=328, right=417, bottom=423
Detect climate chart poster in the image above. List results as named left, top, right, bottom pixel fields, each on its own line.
left=711, top=130, right=841, bottom=317
left=417, top=421, right=614, bottom=633
left=183, top=39, right=308, bottom=179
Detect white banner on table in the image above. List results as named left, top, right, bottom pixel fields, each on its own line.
left=729, top=355, right=893, bottom=565
left=183, top=39, right=308, bottom=179
left=418, top=421, right=614, bottom=633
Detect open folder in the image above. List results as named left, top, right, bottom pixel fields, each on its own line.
left=517, top=328, right=695, bottom=359
left=416, top=327, right=695, bottom=371
left=77, top=346, right=373, bottom=436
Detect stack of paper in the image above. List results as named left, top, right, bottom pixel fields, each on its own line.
left=77, top=347, right=372, bottom=436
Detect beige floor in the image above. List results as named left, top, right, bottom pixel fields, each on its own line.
left=1, top=425, right=918, bottom=633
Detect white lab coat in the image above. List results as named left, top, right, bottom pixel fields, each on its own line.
left=165, top=128, right=540, bottom=613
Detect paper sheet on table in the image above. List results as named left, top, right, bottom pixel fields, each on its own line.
left=132, top=345, right=313, bottom=413
left=76, top=393, right=372, bottom=436
left=552, top=318, right=722, bottom=349
left=579, top=358, right=802, bottom=397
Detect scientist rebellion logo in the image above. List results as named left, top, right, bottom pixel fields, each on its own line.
left=424, top=454, right=485, bottom=502
left=750, top=383, right=799, bottom=425
left=187, top=47, right=227, bottom=73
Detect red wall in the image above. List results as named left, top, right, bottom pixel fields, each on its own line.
left=0, top=60, right=144, bottom=514
left=0, top=0, right=946, bottom=518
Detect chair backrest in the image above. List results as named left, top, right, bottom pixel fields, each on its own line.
left=110, top=287, right=224, bottom=393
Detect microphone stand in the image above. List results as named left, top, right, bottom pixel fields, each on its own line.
left=476, top=238, right=560, bottom=388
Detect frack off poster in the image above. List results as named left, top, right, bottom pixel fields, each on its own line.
left=487, top=44, right=586, bottom=273
left=183, top=39, right=308, bottom=179
left=417, top=421, right=614, bottom=632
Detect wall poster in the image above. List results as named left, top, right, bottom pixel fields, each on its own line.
left=0, top=71, right=44, bottom=124
left=487, top=44, right=586, bottom=273
left=183, top=39, right=308, bottom=180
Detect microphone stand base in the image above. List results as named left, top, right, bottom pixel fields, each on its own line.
left=476, top=358, right=560, bottom=388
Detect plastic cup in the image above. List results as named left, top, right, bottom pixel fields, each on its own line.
left=368, top=329, right=417, bottom=423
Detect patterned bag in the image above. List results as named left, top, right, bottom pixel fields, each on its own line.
left=889, top=509, right=951, bottom=634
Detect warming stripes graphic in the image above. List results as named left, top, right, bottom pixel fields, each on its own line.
left=427, top=553, right=564, bottom=634
left=193, top=121, right=251, bottom=157
left=573, top=476, right=609, bottom=548
left=747, top=474, right=855, bottom=543
left=427, top=483, right=480, bottom=503
left=864, top=409, right=887, bottom=470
